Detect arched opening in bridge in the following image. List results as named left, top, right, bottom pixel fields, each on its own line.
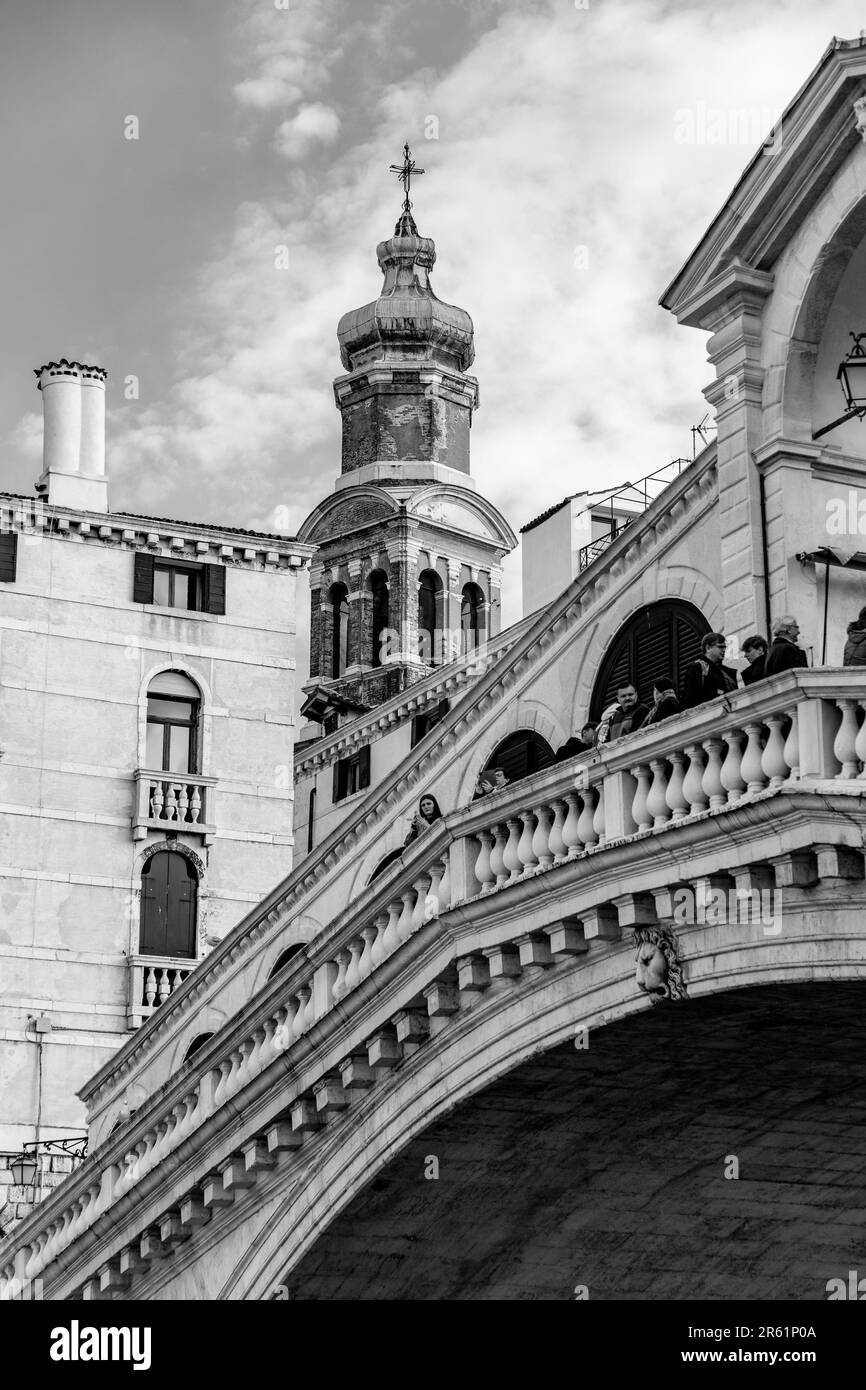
left=368, top=848, right=404, bottom=883
left=268, top=945, right=306, bottom=979
left=589, top=598, right=711, bottom=719
left=139, top=851, right=197, bottom=959
left=183, top=1033, right=214, bottom=1063
left=482, top=730, right=555, bottom=786
left=274, top=982, right=866, bottom=1301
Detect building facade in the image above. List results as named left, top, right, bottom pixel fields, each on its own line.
left=0, top=359, right=310, bottom=1232
left=3, top=38, right=866, bottom=1298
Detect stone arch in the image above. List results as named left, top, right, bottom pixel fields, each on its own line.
left=251, top=917, right=322, bottom=993
left=457, top=698, right=565, bottom=807
left=761, top=145, right=866, bottom=441
left=166, top=1006, right=229, bottom=1076
left=573, top=572, right=721, bottom=730
left=214, top=911, right=866, bottom=1300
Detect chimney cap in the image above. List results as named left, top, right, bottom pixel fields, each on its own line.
left=34, top=359, right=108, bottom=389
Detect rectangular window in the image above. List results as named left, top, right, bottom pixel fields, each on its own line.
left=333, top=745, right=371, bottom=803
left=146, top=695, right=199, bottom=774
left=133, top=555, right=226, bottom=614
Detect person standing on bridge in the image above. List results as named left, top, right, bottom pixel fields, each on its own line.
left=739, top=634, right=768, bottom=685
left=680, top=633, right=738, bottom=708
left=843, top=605, right=866, bottom=666
left=765, top=615, right=808, bottom=676
left=404, top=794, right=443, bottom=846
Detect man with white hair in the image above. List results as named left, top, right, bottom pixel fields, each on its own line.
left=765, top=615, right=808, bottom=677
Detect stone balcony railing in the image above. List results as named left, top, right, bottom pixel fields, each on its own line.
left=3, top=669, right=865, bottom=1298
left=132, top=770, right=217, bottom=843
left=127, top=956, right=197, bottom=1030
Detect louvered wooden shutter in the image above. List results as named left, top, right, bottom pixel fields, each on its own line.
left=358, top=744, right=371, bottom=789
left=133, top=553, right=154, bottom=604
left=333, top=760, right=342, bottom=803
left=0, top=533, right=18, bottom=582
left=203, top=564, right=226, bottom=615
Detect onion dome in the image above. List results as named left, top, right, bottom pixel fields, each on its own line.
left=338, top=208, right=475, bottom=373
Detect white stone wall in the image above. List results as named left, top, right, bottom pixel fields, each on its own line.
left=0, top=522, right=304, bottom=1156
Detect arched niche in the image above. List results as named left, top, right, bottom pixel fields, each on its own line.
left=589, top=599, right=711, bottom=720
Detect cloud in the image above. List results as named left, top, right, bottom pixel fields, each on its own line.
left=273, top=103, right=341, bottom=162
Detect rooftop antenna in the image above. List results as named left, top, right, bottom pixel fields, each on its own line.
left=691, top=413, right=716, bottom=459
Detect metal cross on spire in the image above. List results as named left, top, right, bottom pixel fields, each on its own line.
left=389, top=142, right=425, bottom=213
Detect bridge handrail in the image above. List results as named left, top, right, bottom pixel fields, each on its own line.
left=3, top=668, right=864, bottom=1290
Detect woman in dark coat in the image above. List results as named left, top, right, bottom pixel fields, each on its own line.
left=843, top=606, right=866, bottom=667
left=403, top=794, right=443, bottom=846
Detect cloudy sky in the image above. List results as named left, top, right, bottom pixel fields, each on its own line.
left=1, top=0, right=864, bottom=651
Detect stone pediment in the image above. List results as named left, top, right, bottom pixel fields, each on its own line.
left=407, top=485, right=517, bottom=551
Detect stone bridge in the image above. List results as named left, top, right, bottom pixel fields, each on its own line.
left=2, top=669, right=866, bottom=1300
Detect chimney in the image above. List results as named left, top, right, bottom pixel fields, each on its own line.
left=34, top=359, right=109, bottom=513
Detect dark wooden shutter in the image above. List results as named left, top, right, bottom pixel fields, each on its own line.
left=133, top=553, right=155, bottom=604
left=333, top=760, right=343, bottom=803
left=358, top=744, right=371, bottom=789
left=484, top=731, right=554, bottom=784
left=203, top=564, right=226, bottom=615
left=140, top=852, right=196, bottom=958
left=0, top=533, right=17, bottom=582
left=589, top=601, right=711, bottom=719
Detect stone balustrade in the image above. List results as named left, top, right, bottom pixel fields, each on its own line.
left=132, top=770, right=217, bottom=843
left=2, top=670, right=864, bottom=1297
left=127, top=957, right=196, bottom=1029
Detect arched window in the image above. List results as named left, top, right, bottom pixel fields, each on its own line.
left=368, top=847, right=404, bottom=883
left=482, top=730, right=555, bottom=785
left=329, top=583, right=349, bottom=678
left=146, top=671, right=201, bottom=774
left=418, top=569, right=444, bottom=666
left=461, top=582, right=486, bottom=653
left=589, top=600, right=712, bottom=720
left=268, top=944, right=305, bottom=979
left=183, top=1033, right=213, bottom=1063
left=369, top=569, right=389, bottom=668
left=140, top=851, right=197, bottom=959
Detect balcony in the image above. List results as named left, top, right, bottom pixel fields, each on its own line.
left=132, top=770, right=216, bottom=843
left=127, top=954, right=197, bottom=1029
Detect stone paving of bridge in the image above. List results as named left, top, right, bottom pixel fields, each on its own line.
left=281, top=983, right=866, bottom=1300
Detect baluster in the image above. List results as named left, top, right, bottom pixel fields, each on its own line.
left=156, top=968, right=170, bottom=1005
left=784, top=708, right=801, bottom=780
left=682, top=745, right=708, bottom=814
left=143, top=968, right=157, bottom=1007
left=344, top=939, right=363, bottom=994
left=761, top=714, right=790, bottom=789
left=592, top=785, right=605, bottom=845
left=701, top=738, right=726, bottom=810
left=740, top=722, right=767, bottom=793
left=548, top=800, right=567, bottom=862
left=189, top=785, right=202, bottom=824
left=426, top=863, right=444, bottom=919
left=151, top=780, right=164, bottom=820
left=331, top=949, right=350, bottom=1002
left=562, top=793, right=583, bottom=856
left=646, top=759, right=670, bottom=829
left=437, top=854, right=451, bottom=910
left=165, top=784, right=179, bottom=821
left=474, top=831, right=495, bottom=893
left=503, top=818, right=523, bottom=881
left=720, top=730, right=746, bottom=802
left=411, top=874, right=431, bottom=931
left=532, top=805, right=553, bottom=869
left=177, top=783, right=190, bottom=822
left=292, top=986, right=312, bottom=1039
left=577, top=790, right=597, bottom=848
left=665, top=750, right=689, bottom=819
left=382, top=902, right=402, bottom=956
left=834, top=699, right=860, bottom=778
left=370, top=913, right=388, bottom=969
left=357, top=925, right=377, bottom=981
left=630, top=764, right=652, bottom=832
left=489, top=825, right=508, bottom=885
left=212, top=1057, right=232, bottom=1110
left=396, top=889, right=415, bottom=943
left=517, top=811, right=538, bottom=873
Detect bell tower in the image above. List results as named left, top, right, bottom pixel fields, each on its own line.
left=298, top=145, right=516, bottom=721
